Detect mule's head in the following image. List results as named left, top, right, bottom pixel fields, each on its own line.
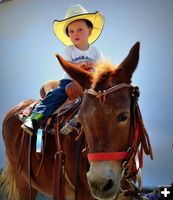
left=56, top=42, right=141, bottom=199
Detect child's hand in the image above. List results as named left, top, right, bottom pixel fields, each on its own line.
left=78, top=61, right=95, bottom=72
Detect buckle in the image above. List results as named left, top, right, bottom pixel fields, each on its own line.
left=132, top=86, right=140, bottom=100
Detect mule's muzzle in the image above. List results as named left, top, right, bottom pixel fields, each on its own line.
left=88, top=178, right=119, bottom=200
left=87, top=162, right=121, bottom=200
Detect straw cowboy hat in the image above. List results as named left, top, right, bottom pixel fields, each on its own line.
left=53, top=5, right=104, bottom=46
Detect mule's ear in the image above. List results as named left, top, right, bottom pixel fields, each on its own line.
left=115, top=42, right=140, bottom=83
left=55, top=54, right=93, bottom=89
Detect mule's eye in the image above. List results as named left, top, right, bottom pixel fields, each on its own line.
left=117, top=114, right=128, bottom=122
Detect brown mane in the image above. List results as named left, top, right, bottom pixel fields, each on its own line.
left=92, top=60, right=117, bottom=88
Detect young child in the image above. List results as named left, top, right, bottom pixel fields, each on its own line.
left=21, top=5, right=105, bottom=135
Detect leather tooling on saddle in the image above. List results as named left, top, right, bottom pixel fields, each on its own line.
left=19, top=97, right=81, bottom=135
left=19, top=80, right=83, bottom=133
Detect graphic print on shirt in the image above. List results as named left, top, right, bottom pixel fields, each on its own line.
left=72, top=56, right=93, bottom=63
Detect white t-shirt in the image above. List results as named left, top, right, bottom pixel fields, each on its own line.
left=63, top=45, right=104, bottom=80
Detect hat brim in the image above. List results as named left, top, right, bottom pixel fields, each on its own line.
left=53, top=11, right=104, bottom=46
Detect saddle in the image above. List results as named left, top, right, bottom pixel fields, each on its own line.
left=21, top=80, right=83, bottom=135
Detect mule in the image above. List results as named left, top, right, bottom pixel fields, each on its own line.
left=0, top=42, right=153, bottom=200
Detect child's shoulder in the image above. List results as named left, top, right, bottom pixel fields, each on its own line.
left=64, top=45, right=76, bottom=54
left=65, top=44, right=75, bottom=50
left=89, top=45, right=100, bottom=53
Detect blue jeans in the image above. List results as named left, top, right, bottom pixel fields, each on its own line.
left=33, top=79, right=72, bottom=118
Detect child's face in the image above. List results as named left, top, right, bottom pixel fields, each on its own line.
left=67, top=19, right=92, bottom=49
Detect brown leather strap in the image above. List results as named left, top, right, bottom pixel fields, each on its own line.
left=28, top=135, right=32, bottom=200
left=74, top=135, right=84, bottom=200
left=136, top=104, right=153, bottom=159
left=85, top=83, right=131, bottom=102
left=53, top=117, right=66, bottom=200
left=17, top=130, right=27, bottom=174
left=122, top=102, right=153, bottom=178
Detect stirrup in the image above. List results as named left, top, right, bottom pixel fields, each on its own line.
left=21, top=118, right=37, bottom=136
left=21, top=124, right=34, bottom=136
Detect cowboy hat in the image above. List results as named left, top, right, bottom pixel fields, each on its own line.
left=53, top=5, right=104, bottom=46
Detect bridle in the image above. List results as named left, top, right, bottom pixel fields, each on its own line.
left=83, top=83, right=153, bottom=181
left=85, top=83, right=133, bottom=163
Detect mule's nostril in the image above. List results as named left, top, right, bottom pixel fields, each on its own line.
left=102, top=179, right=114, bottom=192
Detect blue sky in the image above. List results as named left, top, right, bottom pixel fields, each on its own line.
left=1, top=0, right=173, bottom=187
